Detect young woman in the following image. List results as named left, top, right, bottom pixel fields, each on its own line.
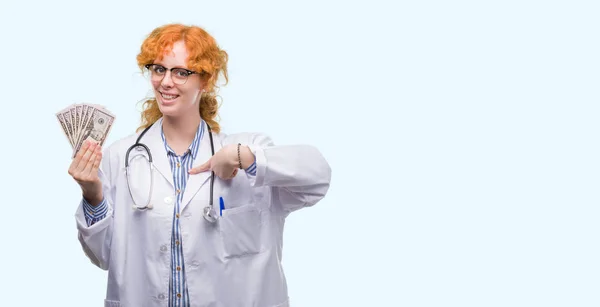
left=69, top=23, right=331, bottom=307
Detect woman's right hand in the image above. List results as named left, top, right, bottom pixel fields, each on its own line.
left=68, top=140, right=104, bottom=206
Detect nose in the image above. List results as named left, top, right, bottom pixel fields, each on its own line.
left=160, top=71, right=175, bottom=87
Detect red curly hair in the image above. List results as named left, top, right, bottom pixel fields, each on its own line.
left=135, top=23, right=229, bottom=133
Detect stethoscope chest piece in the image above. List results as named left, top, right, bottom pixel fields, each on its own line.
left=203, top=206, right=218, bottom=223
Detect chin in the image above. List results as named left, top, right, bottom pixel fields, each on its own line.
left=157, top=104, right=183, bottom=117
left=157, top=98, right=198, bottom=118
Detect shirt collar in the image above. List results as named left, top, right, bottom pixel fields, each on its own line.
left=159, top=117, right=205, bottom=159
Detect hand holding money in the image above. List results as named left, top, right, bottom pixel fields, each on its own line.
left=68, top=140, right=104, bottom=206
left=55, top=103, right=116, bottom=158
left=57, top=103, right=115, bottom=206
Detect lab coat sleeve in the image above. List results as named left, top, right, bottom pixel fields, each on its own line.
left=245, top=133, right=332, bottom=215
left=74, top=145, right=115, bottom=270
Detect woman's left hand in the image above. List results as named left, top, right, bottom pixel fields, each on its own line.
left=189, top=144, right=251, bottom=180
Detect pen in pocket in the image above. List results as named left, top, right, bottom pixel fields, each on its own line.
left=219, top=197, right=225, bottom=216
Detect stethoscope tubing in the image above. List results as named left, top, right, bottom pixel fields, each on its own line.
left=124, top=122, right=217, bottom=222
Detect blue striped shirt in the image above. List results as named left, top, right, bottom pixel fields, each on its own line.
left=83, top=120, right=256, bottom=306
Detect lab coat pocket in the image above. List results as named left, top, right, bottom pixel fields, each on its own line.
left=104, top=299, right=121, bottom=307
left=219, top=205, right=263, bottom=258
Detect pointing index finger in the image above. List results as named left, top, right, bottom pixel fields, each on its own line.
left=188, top=159, right=211, bottom=175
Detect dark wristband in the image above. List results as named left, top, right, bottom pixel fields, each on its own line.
left=237, top=143, right=243, bottom=169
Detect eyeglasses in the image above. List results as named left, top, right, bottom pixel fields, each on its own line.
left=144, top=64, right=201, bottom=85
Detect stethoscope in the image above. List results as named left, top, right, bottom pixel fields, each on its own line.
left=124, top=122, right=220, bottom=223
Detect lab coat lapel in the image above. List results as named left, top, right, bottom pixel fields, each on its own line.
left=180, top=121, right=219, bottom=211
left=143, top=119, right=175, bottom=188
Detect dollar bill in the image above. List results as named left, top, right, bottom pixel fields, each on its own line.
left=72, top=107, right=116, bottom=158
left=62, top=109, right=76, bottom=146
left=56, top=112, right=74, bottom=147
left=75, top=104, right=83, bottom=141
left=75, top=104, right=91, bottom=148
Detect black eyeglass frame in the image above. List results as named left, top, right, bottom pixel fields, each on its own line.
left=144, top=64, right=203, bottom=84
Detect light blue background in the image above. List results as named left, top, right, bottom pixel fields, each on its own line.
left=0, top=0, right=598, bottom=306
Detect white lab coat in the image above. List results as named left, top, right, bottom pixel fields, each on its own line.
left=74, top=119, right=331, bottom=307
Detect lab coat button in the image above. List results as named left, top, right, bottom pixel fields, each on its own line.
left=160, top=245, right=168, bottom=252
left=158, top=293, right=165, bottom=300
left=164, top=196, right=173, bottom=204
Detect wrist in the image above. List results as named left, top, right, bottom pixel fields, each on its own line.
left=82, top=188, right=103, bottom=206
left=237, top=144, right=255, bottom=169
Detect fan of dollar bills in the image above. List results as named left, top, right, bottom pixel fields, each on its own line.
left=56, top=103, right=116, bottom=158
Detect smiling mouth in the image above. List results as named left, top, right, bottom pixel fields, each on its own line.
left=160, top=92, right=180, bottom=100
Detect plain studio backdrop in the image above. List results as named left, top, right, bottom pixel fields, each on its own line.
left=0, top=0, right=598, bottom=306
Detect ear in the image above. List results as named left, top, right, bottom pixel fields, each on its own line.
left=199, top=75, right=212, bottom=92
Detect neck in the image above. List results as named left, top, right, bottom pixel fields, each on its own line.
left=161, top=111, right=202, bottom=153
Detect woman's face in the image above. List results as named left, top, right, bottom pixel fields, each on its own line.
left=150, top=40, right=204, bottom=118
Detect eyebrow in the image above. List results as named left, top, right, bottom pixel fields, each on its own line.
left=153, top=63, right=190, bottom=70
